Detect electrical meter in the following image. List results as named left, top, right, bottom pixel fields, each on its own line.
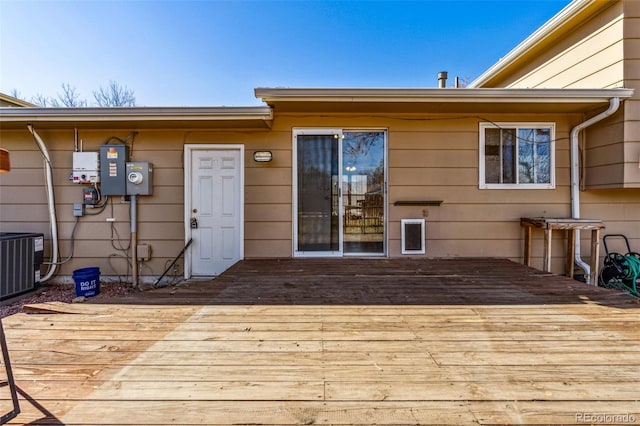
left=126, top=162, right=153, bottom=195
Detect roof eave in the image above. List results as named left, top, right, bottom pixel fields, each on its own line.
left=0, top=106, right=273, bottom=123
left=255, top=87, right=635, bottom=104
left=0, top=92, right=38, bottom=107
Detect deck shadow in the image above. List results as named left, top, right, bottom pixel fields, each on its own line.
left=90, top=258, right=639, bottom=308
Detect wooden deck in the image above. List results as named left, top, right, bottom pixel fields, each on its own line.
left=2, top=258, right=640, bottom=425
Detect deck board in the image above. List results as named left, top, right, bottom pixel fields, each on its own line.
left=2, top=258, right=640, bottom=424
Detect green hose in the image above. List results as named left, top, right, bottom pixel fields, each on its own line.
left=623, top=254, right=640, bottom=295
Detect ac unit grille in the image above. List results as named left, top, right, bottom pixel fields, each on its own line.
left=0, top=233, right=44, bottom=300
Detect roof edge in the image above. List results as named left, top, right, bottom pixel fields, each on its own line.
left=0, top=92, right=38, bottom=107
left=255, top=87, right=635, bottom=103
left=0, top=106, right=273, bottom=123
left=468, top=0, right=612, bottom=88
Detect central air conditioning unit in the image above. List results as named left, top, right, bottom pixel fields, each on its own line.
left=0, top=232, right=44, bottom=300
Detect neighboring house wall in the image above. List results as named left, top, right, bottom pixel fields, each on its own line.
left=474, top=0, right=640, bottom=189
left=0, top=93, right=36, bottom=107
left=2, top=111, right=638, bottom=278
left=622, top=0, right=640, bottom=187
left=497, top=2, right=624, bottom=89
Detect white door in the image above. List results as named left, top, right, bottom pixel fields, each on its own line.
left=185, top=145, right=244, bottom=277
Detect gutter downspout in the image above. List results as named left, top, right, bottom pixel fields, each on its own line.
left=570, top=97, right=620, bottom=282
left=27, top=125, right=59, bottom=282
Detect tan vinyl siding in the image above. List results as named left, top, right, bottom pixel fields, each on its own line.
left=1, top=111, right=639, bottom=279
left=273, top=113, right=640, bottom=271
left=623, top=1, right=640, bottom=186
left=501, top=3, right=624, bottom=89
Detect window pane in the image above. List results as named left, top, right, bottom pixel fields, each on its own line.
left=297, top=134, right=339, bottom=252
left=518, top=128, right=551, bottom=184
left=502, top=129, right=516, bottom=183
left=342, top=131, right=385, bottom=254
left=534, top=128, right=551, bottom=184
left=484, top=128, right=500, bottom=183
left=518, top=128, right=535, bottom=183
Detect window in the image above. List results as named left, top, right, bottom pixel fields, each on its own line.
left=479, top=122, right=555, bottom=189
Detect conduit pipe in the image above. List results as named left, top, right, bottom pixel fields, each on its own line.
left=27, top=125, right=59, bottom=282
left=570, top=97, right=620, bottom=282
left=131, top=194, right=138, bottom=288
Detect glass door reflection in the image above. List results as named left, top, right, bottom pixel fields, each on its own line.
left=342, top=131, right=385, bottom=255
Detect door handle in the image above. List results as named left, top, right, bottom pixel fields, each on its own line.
left=190, top=217, right=199, bottom=229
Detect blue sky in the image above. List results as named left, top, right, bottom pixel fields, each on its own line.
left=1, top=0, right=570, bottom=107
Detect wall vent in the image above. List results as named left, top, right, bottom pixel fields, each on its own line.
left=401, top=219, right=425, bottom=255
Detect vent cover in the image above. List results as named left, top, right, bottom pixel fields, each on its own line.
left=401, top=219, right=425, bottom=255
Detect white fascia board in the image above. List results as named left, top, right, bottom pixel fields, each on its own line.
left=255, top=87, right=634, bottom=103
left=0, top=106, right=273, bottom=123
left=468, top=0, right=601, bottom=88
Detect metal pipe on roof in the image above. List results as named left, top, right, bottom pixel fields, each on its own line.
left=570, top=97, right=620, bottom=283
left=438, top=72, right=448, bottom=88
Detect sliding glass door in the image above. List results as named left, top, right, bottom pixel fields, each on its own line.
left=294, top=129, right=386, bottom=257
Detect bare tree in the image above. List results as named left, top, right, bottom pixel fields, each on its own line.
left=27, top=84, right=86, bottom=107
left=93, top=81, right=136, bottom=107
left=10, top=81, right=136, bottom=107
left=52, top=83, right=87, bottom=107
left=31, top=93, right=50, bottom=107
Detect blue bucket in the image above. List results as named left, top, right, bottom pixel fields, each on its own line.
left=73, top=267, right=100, bottom=297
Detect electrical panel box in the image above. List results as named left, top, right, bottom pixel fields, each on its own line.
left=72, top=151, right=99, bottom=184
left=82, top=187, right=99, bottom=205
left=100, top=144, right=129, bottom=195
left=126, top=162, right=153, bottom=195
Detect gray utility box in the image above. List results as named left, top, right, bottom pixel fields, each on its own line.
left=126, top=162, right=153, bottom=196
left=0, top=232, right=44, bottom=300
left=100, top=144, right=129, bottom=196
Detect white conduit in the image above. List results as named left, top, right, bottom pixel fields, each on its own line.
left=570, top=97, right=620, bottom=282
left=27, top=125, right=59, bottom=282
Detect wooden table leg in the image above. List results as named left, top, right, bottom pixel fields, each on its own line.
left=590, top=229, right=601, bottom=286
left=523, top=225, right=532, bottom=266
left=566, top=229, right=575, bottom=278
left=543, top=228, right=552, bottom=272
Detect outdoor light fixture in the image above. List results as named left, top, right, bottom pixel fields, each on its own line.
left=253, top=151, right=273, bottom=162
left=0, top=148, right=10, bottom=173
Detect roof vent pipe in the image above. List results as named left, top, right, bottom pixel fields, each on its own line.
left=570, top=97, right=620, bottom=283
left=438, top=71, right=448, bottom=88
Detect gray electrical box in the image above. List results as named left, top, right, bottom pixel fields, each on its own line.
left=126, top=162, right=153, bottom=195
left=100, top=144, right=129, bottom=195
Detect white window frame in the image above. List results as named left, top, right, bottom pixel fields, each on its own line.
left=479, top=122, right=556, bottom=189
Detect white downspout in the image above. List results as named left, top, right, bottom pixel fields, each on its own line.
left=27, top=125, right=59, bottom=282
left=570, top=97, right=620, bottom=282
